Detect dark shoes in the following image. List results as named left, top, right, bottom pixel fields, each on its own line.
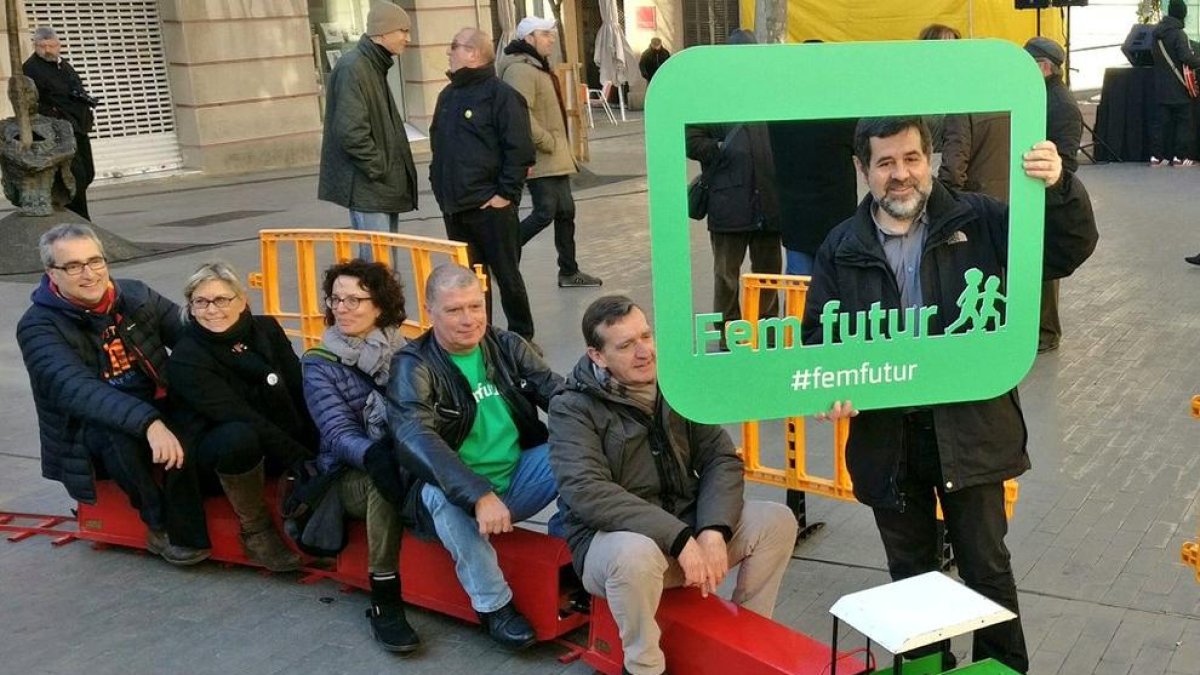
left=1186, top=253, right=1200, bottom=266
left=1037, top=341, right=1059, bottom=354
left=146, top=529, right=210, bottom=566
left=366, top=603, right=421, bottom=654
left=478, top=601, right=536, bottom=650
left=218, top=460, right=301, bottom=572
left=558, top=270, right=603, bottom=288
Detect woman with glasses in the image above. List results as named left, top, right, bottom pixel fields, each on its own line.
left=166, top=261, right=316, bottom=572
left=301, top=259, right=418, bottom=654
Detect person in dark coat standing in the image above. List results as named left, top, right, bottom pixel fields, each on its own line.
left=167, top=261, right=316, bottom=573
left=638, top=38, right=670, bottom=83
left=430, top=27, right=537, bottom=341
left=548, top=295, right=797, bottom=675
left=1025, top=37, right=1084, bottom=353
left=804, top=118, right=1098, bottom=674
left=769, top=117, right=858, bottom=275
left=1149, top=0, right=1200, bottom=166
left=317, top=1, right=418, bottom=262
left=23, top=26, right=96, bottom=220
left=17, top=224, right=210, bottom=566
left=685, top=30, right=781, bottom=333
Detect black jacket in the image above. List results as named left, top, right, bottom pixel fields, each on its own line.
left=318, top=35, right=418, bottom=213
left=17, top=277, right=180, bottom=503
left=387, top=327, right=562, bottom=531
left=429, top=65, right=535, bottom=214
left=639, top=47, right=670, bottom=82
left=686, top=123, right=780, bottom=233
left=1152, top=16, right=1200, bottom=105
left=801, top=175, right=1098, bottom=508
left=548, top=356, right=744, bottom=576
left=22, top=54, right=93, bottom=135
left=1046, top=78, right=1083, bottom=174
left=769, top=118, right=858, bottom=254
left=167, top=314, right=316, bottom=466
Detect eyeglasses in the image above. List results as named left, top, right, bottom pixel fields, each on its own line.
left=326, top=295, right=374, bottom=310
left=49, top=256, right=107, bottom=276
left=190, top=295, right=238, bottom=310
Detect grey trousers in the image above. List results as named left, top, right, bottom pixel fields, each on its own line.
left=338, top=469, right=402, bottom=574
left=580, top=501, right=798, bottom=675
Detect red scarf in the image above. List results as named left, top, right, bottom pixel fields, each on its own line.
left=51, top=279, right=117, bottom=314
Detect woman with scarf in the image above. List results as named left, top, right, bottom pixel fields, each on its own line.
left=167, top=261, right=317, bottom=573
left=300, top=259, right=417, bottom=654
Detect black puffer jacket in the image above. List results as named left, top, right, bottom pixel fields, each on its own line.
left=318, top=35, right=418, bottom=214
left=801, top=174, right=1097, bottom=509
left=387, top=327, right=561, bottom=530
left=429, top=65, right=535, bottom=214
left=685, top=123, right=780, bottom=233
left=17, top=277, right=181, bottom=503
left=167, top=313, right=316, bottom=467
left=1152, top=16, right=1200, bottom=105
left=548, top=356, right=744, bottom=576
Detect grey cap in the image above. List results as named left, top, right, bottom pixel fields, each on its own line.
left=1024, top=37, right=1065, bottom=67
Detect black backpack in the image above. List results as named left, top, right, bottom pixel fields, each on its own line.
left=278, top=460, right=347, bottom=558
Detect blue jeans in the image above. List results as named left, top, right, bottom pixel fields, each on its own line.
left=420, top=443, right=559, bottom=612
left=349, top=210, right=399, bottom=263
left=785, top=249, right=815, bottom=276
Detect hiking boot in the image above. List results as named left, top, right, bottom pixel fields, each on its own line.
left=218, top=460, right=302, bottom=572
left=477, top=601, right=536, bottom=650
left=1186, top=253, right=1200, bottom=266
left=558, top=271, right=603, bottom=288
left=366, top=604, right=421, bottom=654
left=146, top=529, right=210, bottom=566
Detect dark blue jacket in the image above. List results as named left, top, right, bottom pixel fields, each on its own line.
left=17, top=277, right=182, bottom=503
left=301, top=353, right=376, bottom=474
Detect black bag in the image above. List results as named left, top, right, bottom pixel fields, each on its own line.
left=687, top=125, right=742, bottom=221
left=279, top=460, right=347, bottom=558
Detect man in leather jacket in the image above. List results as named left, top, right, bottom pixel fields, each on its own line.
left=804, top=117, right=1098, bottom=674
left=387, top=263, right=563, bottom=650
left=548, top=295, right=796, bottom=675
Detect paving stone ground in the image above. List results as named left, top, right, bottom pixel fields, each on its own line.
left=2, top=114, right=1199, bottom=674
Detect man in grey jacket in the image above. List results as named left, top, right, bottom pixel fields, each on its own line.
left=548, top=295, right=797, bottom=675
left=317, top=1, right=417, bottom=261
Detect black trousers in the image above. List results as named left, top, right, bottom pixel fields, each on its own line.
left=871, top=413, right=1029, bottom=673
left=1039, top=279, right=1061, bottom=350
left=68, top=132, right=94, bottom=220
left=192, top=421, right=268, bottom=493
left=445, top=204, right=535, bottom=339
left=710, top=230, right=781, bottom=323
left=87, top=422, right=210, bottom=549
left=519, top=176, right=578, bottom=276
left=1148, top=102, right=1193, bottom=161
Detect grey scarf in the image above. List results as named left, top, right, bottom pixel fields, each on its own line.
left=592, top=362, right=658, bottom=416
left=319, top=325, right=406, bottom=440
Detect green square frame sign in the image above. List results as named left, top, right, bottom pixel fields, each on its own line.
left=646, top=40, right=1047, bottom=423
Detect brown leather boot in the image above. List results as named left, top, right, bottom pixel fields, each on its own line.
left=218, top=460, right=302, bottom=572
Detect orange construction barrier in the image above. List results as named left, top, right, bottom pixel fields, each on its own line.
left=247, top=228, right=483, bottom=349
left=1183, top=396, right=1200, bottom=582
left=736, top=273, right=1019, bottom=534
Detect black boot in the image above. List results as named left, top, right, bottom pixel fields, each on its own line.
left=367, top=572, right=420, bottom=654
left=477, top=601, right=536, bottom=650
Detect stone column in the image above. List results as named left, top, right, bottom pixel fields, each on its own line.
left=160, top=0, right=323, bottom=173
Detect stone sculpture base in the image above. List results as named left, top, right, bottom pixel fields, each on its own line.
left=0, top=210, right=149, bottom=275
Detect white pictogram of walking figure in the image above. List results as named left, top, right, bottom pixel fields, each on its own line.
left=944, top=268, right=1006, bottom=334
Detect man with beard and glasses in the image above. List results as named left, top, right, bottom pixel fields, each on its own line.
left=801, top=117, right=1097, bottom=674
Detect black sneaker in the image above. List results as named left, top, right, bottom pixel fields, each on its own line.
left=1186, top=253, right=1200, bottom=266
left=558, top=271, right=603, bottom=288
left=146, top=529, right=210, bottom=566
left=477, top=601, right=536, bottom=650
left=366, top=604, right=421, bottom=654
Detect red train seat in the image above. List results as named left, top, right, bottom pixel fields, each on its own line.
left=584, top=590, right=868, bottom=675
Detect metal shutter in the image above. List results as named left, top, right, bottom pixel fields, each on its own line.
left=683, top=0, right=741, bottom=47
left=24, top=0, right=182, bottom=180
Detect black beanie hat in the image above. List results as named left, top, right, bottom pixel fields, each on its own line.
left=1170, top=0, right=1188, bottom=21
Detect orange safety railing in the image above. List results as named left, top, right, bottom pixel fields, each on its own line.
left=247, top=229, right=483, bottom=349
left=1183, top=395, right=1200, bottom=582
left=736, top=273, right=1019, bottom=521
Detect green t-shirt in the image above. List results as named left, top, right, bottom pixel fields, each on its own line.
left=448, top=346, right=522, bottom=495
